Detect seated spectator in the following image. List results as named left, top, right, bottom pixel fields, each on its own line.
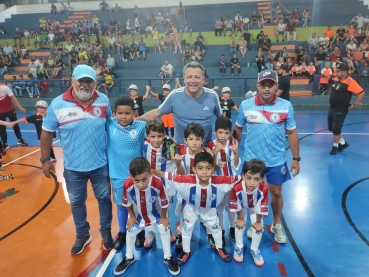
left=115, top=35, right=123, bottom=54
left=335, top=25, right=346, bottom=48
left=101, top=21, right=110, bottom=36
left=39, top=31, right=48, bottom=48
left=66, top=1, right=73, bottom=16
left=277, top=57, right=285, bottom=67
left=219, top=54, right=227, bottom=76
left=291, top=8, right=300, bottom=26
left=262, top=35, right=271, bottom=51
left=101, top=72, right=114, bottom=97
left=321, top=55, right=333, bottom=69
left=58, top=2, right=66, bottom=15
left=107, top=33, right=116, bottom=54
left=99, top=0, right=109, bottom=13
left=290, top=63, right=300, bottom=78
left=230, top=53, right=241, bottom=76
left=239, top=36, right=247, bottom=59
left=324, top=26, right=334, bottom=50
left=223, top=16, right=234, bottom=37
left=230, top=36, right=238, bottom=55
left=250, top=11, right=260, bottom=29
left=194, top=45, right=204, bottom=61
left=14, top=44, right=22, bottom=64
left=137, top=38, right=147, bottom=61
left=193, top=33, right=205, bottom=56
left=356, top=26, right=367, bottom=45
left=182, top=45, right=191, bottom=65
left=159, top=60, right=174, bottom=85
left=352, top=47, right=364, bottom=70
left=285, top=19, right=297, bottom=42
left=78, top=48, right=89, bottom=63
left=330, top=46, right=341, bottom=64
left=242, top=29, right=252, bottom=50
left=110, top=18, right=118, bottom=33
left=97, top=53, right=107, bottom=67
left=255, top=48, right=265, bottom=73
left=20, top=45, right=27, bottom=60
left=111, top=3, right=122, bottom=13
left=180, top=19, right=192, bottom=38
left=363, top=14, right=369, bottom=27
left=360, top=38, right=369, bottom=51
left=242, top=15, right=250, bottom=31
left=276, top=19, right=286, bottom=42
left=129, top=39, right=138, bottom=61
left=346, top=40, right=357, bottom=52
left=344, top=25, right=357, bottom=46
left=283, top=8, right=291, bottom=24
left=78, top=56, right=88, bottom=65
left=294, top=45, right=307, bottom=64
left=47, top=30, right=55, bottom=49
left=121, top=43, right=130, bottom=61
left=145, top=16, right=153, bottom=38
left=256, top=30, right=264, bottom=49
left=234, top=17, right=243, bottom=36
left=314, top=46, right=326, bottom=71
left=307, top=32, right=319, bottom=55
left=14, top=28, right=22, bottom=46
left=68, top=47, right=79, bottom=69
left=52, top=56, right=64, bottom=78
left=39, top=16, right=47, bottom=30
left=116, top=21, right=123, bottom=36
left=46, top=55, right=55, bottom=77
left=92, top=14, right=100, bottom=23
left=3, top=42, right=13, bottom=61
left=156, top=12, right=164, bottom=25
left=215, top=17, right=224, bottom=37
left=264, top=50, right=274, bottom=71
left=259, top=11, right=265, bottom=26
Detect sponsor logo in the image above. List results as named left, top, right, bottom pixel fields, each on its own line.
left=262, top=71, right=271, bottom=76
left=281, top=165, right=286, bottom=175
left=0, top=187, right=18, bottom=204
left=203, top=106, right=209, bottom=111
left=247, top=114, right=257, bottom=120
left=68, top=112, right=77, bottom=117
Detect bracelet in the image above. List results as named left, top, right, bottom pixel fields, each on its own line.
left=353, top=104, right=357, bottom=107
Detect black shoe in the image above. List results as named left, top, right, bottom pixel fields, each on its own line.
left=222, top=230, right=225, bottom=246
left=114, top=232, right=126, bottom=250
left=164, top=256, right=180, bottom=275
left=338, top=142, right=349, bottom=152
left=217, top=248, right=232, bottom=262
left=4, top=143, right=9, bottom=150
left=176, top=251, right=190, bottom=266
left=17, top=138, right=28, bottom=146
left=229, top=227, right=235, bottom=242
left=135, top=230, right=145, bottom=248
left=101, top=230, right=114, bottom=250
left=207, top=234, right=216, bottom=249
left=114, top=256, right=135, bottom=275
left=330, top=146, right=338, bottom=155
left=175, top=234, right=183, bottom=251
left=71, top=234, right=92, bottom=255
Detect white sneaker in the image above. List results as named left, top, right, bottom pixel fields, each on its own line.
left=250, top=249, right=264, bottom=266
left=247, top=227, right=252, bottom=240
left=144, top=231, right=156, bottom=249
left=270, top=224, right=286, bottom=244
left=233, top=246, right=244, bottom=262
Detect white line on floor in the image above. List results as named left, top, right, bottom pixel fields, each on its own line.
left=242, top=132, right=369, bottom=135
left=96, top=249, right=117, bottom=277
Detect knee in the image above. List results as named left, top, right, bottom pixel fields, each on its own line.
left=157, top=224, right=169, bottom=234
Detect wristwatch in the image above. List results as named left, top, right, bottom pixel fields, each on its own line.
left=293, top=157, right=301, bottom=162
left=352, top=104, right=357, bottom=107
left=40, top=157, right=51, bottom=164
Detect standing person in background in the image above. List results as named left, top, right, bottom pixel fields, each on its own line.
left=269, top=0, right=280, bottom=24
left=219, top=87, right=238, bottom=120
left=276, top=64, right=291, bottom=101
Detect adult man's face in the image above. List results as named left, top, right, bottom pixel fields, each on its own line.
left=165, top=60, right=168, bottom=65
left=312, top=33, right=316, bottom=38
left=184, top=67, right=204, bottom=97
left=256, top=80, right=278, bottom=104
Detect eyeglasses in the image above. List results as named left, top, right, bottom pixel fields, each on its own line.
left=76, top=78, right=95, bottom=85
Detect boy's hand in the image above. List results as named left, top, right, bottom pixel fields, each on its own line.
left=146, top=85, right=151, bottom=90
left=231, top=138, right=239, bottom=151
left=158, top=217, right=170, bottom=231
left=172, top=154, right=184, bottom=164
left=251, top=222, right=263, bottom=234
left=214, top=142, right=224, bottom=152
left=126, top=216, right=139, bottom=231
left=235, top=218, right=246, bottom=230
left=213, top=86, right=219, bottom=91
left=7, top=122, right=15, bottom=128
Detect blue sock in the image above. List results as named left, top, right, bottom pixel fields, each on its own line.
left=117, top=206, right=128, bottom=233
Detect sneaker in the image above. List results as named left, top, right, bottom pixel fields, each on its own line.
left=3, top=143, right=9, bottom=150
left=177, top=251, right=190, bottom=266
left=229, top=227, right=235, bottom=242
left=217, top=248, right=232, bottom=262
left=233, top=246, right=244, bottom=262
left=175, top=234, right=183, bottom=251
left=170, top=230, right=176, bottom=243
left=71, top=234, right=92, bottom=255
left=330, top=146, right=339, bottom=155
left=270, top=224, right=286, bottom=244
left=114, top=232, right=126, bottom=250
left=250, top=249, right=264, bottom=266
left=101, top=230, right=114, bottom=250
left=164, top=256, right=180, bottom=275
left=0, top=165, right=3, bottom=171
left=207, top=234, right=216, bottom=249
left=114, top=256, right=135, bottom=275
left=338, top=141, right=349, bottom=152
left=144, top=230, right=156, bottom=249
left=17, top=139, right=28, bottom=146
left=222, top=230, right=225, bottom=246
left=135, top=230, right=145, bottom=248
left=247, top=227, right=252, bottom=240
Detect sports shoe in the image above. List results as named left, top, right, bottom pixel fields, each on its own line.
left=217, top=248, right=232, bottom=262
left=17, top=139, right=28, bottom=146
left=222, top=230, right=225, bottom=246
left=0, top=165, right=3, bottom=172
left=144, top=230, right=156, bottom=249
left=135, top=230, right=145, bottom=248
left=175, top=234, right=183, bottom=251
left=101, top=230, right=114, bottom=250
left=338, top=141, right=349, bottom=152
left=114, top=256, right=135, bottom=275
left=247, top=227, right=252, bottom=240
left=233, top=246, right=244, bottom=262
left=229, top=227, right=235, bottom=242
left=170, top=230, right=176, bottom=243
left=270, top=224, right=286, bottom=244
left=164, top=256, right=180, bottom=275
left=3, top=143, right=9, bottom=150
left=330, top=146, right=338, bottom=155
left=207, top=234, right=216, bottom=249
left=71, top=234, right=92, bottom=255
left=250, top=249, right=264, bottom=266
left=114, top=232, right=126, bottom=250
left=177, top=251, right=190, bottom=266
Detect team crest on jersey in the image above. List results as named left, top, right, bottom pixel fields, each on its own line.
left=209, top=194, right=217, bottom=201
left=149, top=196, right=156, bottom=202
left=130, top=130, right=137, bottom=138
left=212, top=224, right=219, bottom=230
left=191, top=195, right=196, bottom=202
left=93, top=107, right=102, bottom=117
left=281, top=165, right=286, bottom=175
left=159, top=157, right=166, bottom=163
left=270, top=113, right=280, bottom=123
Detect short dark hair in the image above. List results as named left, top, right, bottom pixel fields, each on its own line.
left=146, top=119, right=165, bottom=134
left=183, top=61, right=205, bottom=76
left=114, top=95, right=134, bottom=110
left=194, top=152, right=213, bottom=167
left=241, top=159, right=266, bottom=177
left=129, top=157, right=151, bottom=177
left=184, top=122, right=205, bottom=139
left=215, top=116, right=232, bottom=131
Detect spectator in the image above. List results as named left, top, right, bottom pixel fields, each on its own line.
left=176, top=1, right=186, bottom=24
left=269, top=0, right=281, bottom=24
left=134, top=16, right=140, bottom=40
left=250, top=11, right=260, bottom=29
left=69, top=46, right=79, bottom=69
left=109, top=18, right=117, bottom=33
left=107, top=33, right=116, bottom=54
left=51, top=3, right=57, bottom=15
left=307, top=32, right=319, bottom=55
left=219, top=54, right=227, bottom=76
left=255, top=49, right=265, bottom=74
left=23, top=28, right=31, bottom=46
left=156, top=12, right=164, bottom=25
left=319, top=63, right=332, bottom=95
left=133, top=5, right=140, bottom=18
left=66, top=1, right=73, bottom=16
left=111, top=3, right=122, bottom=13
left=239, top=36, right=247, bottom=59
left=242, top=29, right=252, bottom=50
left=47, top=30, right=55, bottom=49
left=344, top=25, right=356, bottom=46
left=159, top=37, right=166, bottom=53
left=194, top=45, right=204, bottom=61
left=52, top=56, right=64, bottom=78
left=115, top=35, right=123, bottom=54
left=145, top=16, right=153, bottom=39
left=256, top=31, right=264, bottom=49
left=151, top=26, right=160, bottom=53
left=242, top=15, right=250, bottom=31
left=265, top=50, right=274, bottom=71
left=39, top=16, right=47, bottom=30
left=97, top=53, right=107, bottom=67
left=314, top=46, right=326, bottom=71
left=294, top=45, right=307, bottom=64
left=137, top=38, right=147, bottom=61
left=105, top=53, right=114, bottom=70
left=259, top=11, right=265, bottom=27
left=324, top=26, right=335, bottom=50
left=159, top=60, right=174, bottom=85
left=223, top=16, right=234, bottom=37
left=346, top=40, right=357, bottom=52
left=307, top=61, right=316, bottom=83
left=101, top=72, right=114, bottom=97
left=285, top=19, right=297, bottom=42
left=355, top=26, right=367, bottom=45
left=172, top=31, right=182, bottom=53
left=182, top=45, right=191, bottom=66
left=3, top=42, right=13, bottom=61
left=302, top=9, right=310, bottom=27
left=129, top=40, right=137, bottom=61
left=282, top=8, right=291, bottom=24
left=180, top=19, right=192, bottom=38
left=14, top=28, right=22, bottom=46
left=360, top=38, right=369, bottom=51
left=215, top=17, right=224, bottom=37
left=230, top=36, right=237, bottom=56
left=46, top=55, right=55, bottom=77
left=275, top=19, right=286, bottom=42
left=230, top=53, right=242, bottom=76
left=350, top=12, right=364, bottom=28
left=262, top=35, right=271, bottom=51
left=291, top=8, right=300, bottom=26
left=352, top=47, right=363, bottom=71
left=234, top=17, right=244, bottom=36
left=274, top=47, right=288, bottom=62
left=331, top=46, right=341, bottom=64
left=122, top=43, right=130, bottom=61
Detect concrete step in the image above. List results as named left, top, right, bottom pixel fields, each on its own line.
left=290, top=90, right=313, bottom=97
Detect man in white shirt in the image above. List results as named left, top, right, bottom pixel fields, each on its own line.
left=107, top=33, right=116, bottom=54
left=351, top=12, right=364, bottom=28
left=65, top=41, right=74, bottom=53
left=223, top=16, right=234, bottom=37
left=275, top=19, right=286, bottom=42
left=134, top=16, right=140, bottom=39
left=234, top=12, right=242, bottom=22
left=47, top=30, right=55, bottom=48
left=307, top=32, right=319, bottom=55
left=3, top=42, right=13, bottom=59
left=159, top=60, right=174, bottom=85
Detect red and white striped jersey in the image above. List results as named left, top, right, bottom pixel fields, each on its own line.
left=207, top=139, right=240, bottom=176
left=122, top=175, right=169, bottom=227
left=229, top=180, right=269, bottom=215
left=177, top=144, right=203, bottom=175
left=164, top=172, right=240, bottom=210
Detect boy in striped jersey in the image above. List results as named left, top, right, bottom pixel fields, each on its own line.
left=230, top=159, right=268, bottom=266
left=207, top=117, right=240, bottom=243
left=114, top=158, right=180, bottom=276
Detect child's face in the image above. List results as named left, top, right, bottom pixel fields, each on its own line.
left=222, top=91, right=230, bottom=98
left=192, top=161, right=213, bottom=185
left=114, top=105, right=134, bottom=127
left=147, top=130, right=165, bottom=148
left=242, top=171, right=263, bottom=192
left=37, top=106, right=47, bottom=115
left=130, top=171, right=151, bottom=190
left=130, top=89, right=138, bottom=96
left=184, top=133, right=203, bottom=153
left=215, top=128, right=231, bottom=145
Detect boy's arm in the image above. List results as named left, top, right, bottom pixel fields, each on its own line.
left=0, top=120, right=11, bottom=127
left=126, top=205, right=139, bottom=231
left=144, top=85, right=151, bottom=99
left=230, top=139, right=240, bottom=169
left=7, top=118, right=26, bottom=128
left=235, top=210, right=246, bottom=229
left=158, top=207, right=169, bottom=230
left=251, top=214, right=263, bottom=233
left=148, top=89, right=158, bottom=98
left=171, top=154, right=185, bottom=175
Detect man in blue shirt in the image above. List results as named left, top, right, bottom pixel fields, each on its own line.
left=233, top=70, right=300, bottom=245
left=270, top=0, right=280, bottom=24
left=138, top=62, right=222, bottom=145
left=137, top=37, right=147, bottom=61
left=40, top=65, right=114, bottom=255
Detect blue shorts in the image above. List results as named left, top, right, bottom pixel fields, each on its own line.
left=265, top=162, right=291, bottom=185
left=111, top=178, right=126, bottom=205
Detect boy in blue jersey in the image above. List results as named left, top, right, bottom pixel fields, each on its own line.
left=107, top=96, right=146, bottom=250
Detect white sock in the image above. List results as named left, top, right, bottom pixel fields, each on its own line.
left=333, top=143, right=339, bottom=147
left=157, top=224, right=171, bottom=259
left=339, top=138, right=345, bottom=144
left=235, top=226, right=245, bottom=249
left=126, top=227, right=140, bottom=259
left=250, top=227, right=262, bottom=251
left=217, top=207, right=225, bottom=230
left=228, top=211, right=236, bottom=228
left=212, top=229, right=223, bottom=249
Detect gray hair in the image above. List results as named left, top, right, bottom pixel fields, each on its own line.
left=183, top=61, right=205, bottom=76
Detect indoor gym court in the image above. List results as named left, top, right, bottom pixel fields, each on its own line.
left=0, top=109, right=368, bottom=277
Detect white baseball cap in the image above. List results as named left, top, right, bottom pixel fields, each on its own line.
left=162, top=84, right=171, bottom=90
left=128, top=84, right=138, bottom=90
left=35, top=100, right=48, bottom=108
left=221, top=87, right=231, bottom=93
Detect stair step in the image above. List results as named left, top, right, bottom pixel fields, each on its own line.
left=290, top=90, right=313, bottom=97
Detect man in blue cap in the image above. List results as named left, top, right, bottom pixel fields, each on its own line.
left=40, top=65, right=114, bottom=255
left=233, top=70, right=300, bottom=246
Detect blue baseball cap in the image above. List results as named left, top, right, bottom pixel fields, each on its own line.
left=72, top=65, right=96, bottom=81
left=258, top=70, right=278, bottom=83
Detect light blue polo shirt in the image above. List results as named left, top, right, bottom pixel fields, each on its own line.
left=42, top=87, right=112, bottom=172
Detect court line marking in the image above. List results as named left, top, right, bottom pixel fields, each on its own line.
left=96, top=248, right=117, bottom=277
left=3, top=140, right=60, bottom=167
left=242, top=132, right=369, bottom=135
